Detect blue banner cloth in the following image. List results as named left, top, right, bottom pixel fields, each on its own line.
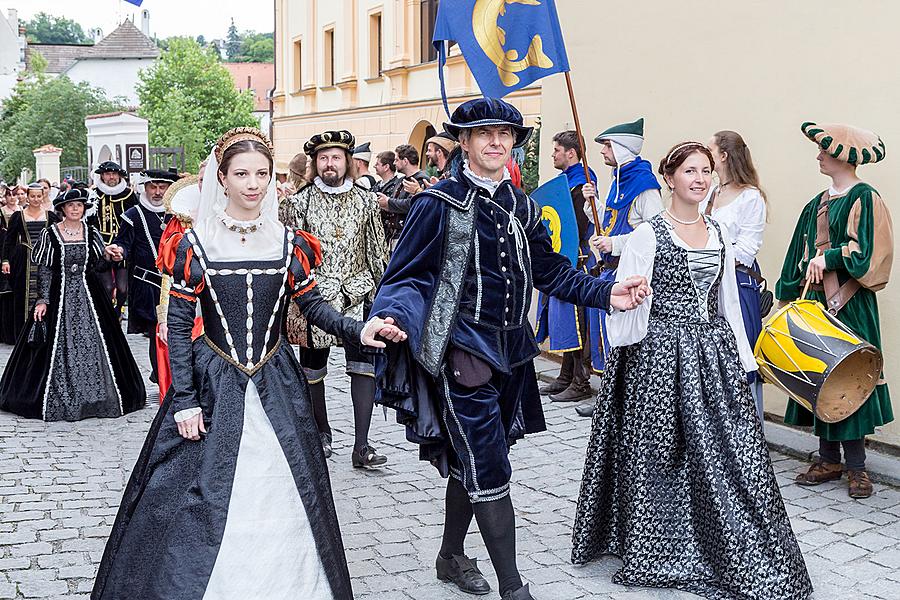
left=433, top=0, right=570, bottom=100
left=124, top=0, right=144, bottom=6
left=532, top=173, right=579, bottom=267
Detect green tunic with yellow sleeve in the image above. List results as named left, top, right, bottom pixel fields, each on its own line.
left=775, top=182, right=894, bottom=441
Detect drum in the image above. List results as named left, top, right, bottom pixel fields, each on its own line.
left=754, top=300, right=882, bottom=423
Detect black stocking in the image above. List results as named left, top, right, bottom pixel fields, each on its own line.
left=350, top=374, right=375, bottom=451
left=473, top=495, right=522, bottom=596
left=308, top=381, right=331, bottom=440
left=439, top=477, right=473, bottom=558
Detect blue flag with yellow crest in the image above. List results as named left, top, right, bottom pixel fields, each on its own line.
left=531, top=173, right=579, bottom=266
left=433, top=0, right=570, bottom=102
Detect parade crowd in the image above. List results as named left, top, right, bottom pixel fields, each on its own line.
left=0, top=95, right=893, bottom=600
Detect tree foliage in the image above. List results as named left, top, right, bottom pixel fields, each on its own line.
left=0, top=73, right=121, bottom=181
left=225, top=19, right=242, bottom=61
left=137, top=38, right=258, bottom=172
left=522, top=118, right=541, bottom=194
left=236, top=32, right=274, bottom=63
left=25, top=12, right=92, bottom=45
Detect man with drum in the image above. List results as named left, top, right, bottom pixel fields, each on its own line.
left=776, top=122, right=894, bottom=499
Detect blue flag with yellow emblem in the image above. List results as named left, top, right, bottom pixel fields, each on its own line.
left=433, top=0, right=570, bottom=102
left=531, top=173, right=579, bottom=266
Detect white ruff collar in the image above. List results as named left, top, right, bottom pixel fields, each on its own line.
left=96, top=178, right=128, bottom=196
left=314, top=176, right=353, bottom=195
left=463, top=159, right=510, bottom=195
left=138, top=194, right=166, bottom=213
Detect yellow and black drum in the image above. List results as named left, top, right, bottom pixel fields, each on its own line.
left=754, top=300, right=882, bottom=423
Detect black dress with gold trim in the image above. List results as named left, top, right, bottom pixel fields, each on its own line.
left=93, top=228, right=358, bottom=600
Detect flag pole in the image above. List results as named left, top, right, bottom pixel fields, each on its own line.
left=564, top=71, right=600, bottom=227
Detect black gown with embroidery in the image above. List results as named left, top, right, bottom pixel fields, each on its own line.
left=0, top=209, right=17, bottom=344
left=93, top=228, right=359, bottom=600
left=0, top=224, right=146, bottom=420
left=2, top=210, right=60, bottom=340
left=571, top=216, right=813, bottom=600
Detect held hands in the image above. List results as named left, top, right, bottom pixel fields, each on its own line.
left=609, top=275, right=652, bottom=311
left=805, top=254, right=827, bottom=284
left=361, top=316, right=408, bottom=348
left=33, top=302, right=47, bottom=321
left=105, top=244, right=124, bottom=262
left=177, top=413, right=206, bottom=441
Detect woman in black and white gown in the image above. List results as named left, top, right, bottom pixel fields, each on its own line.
left=572, top=142, right=812, bottom=600
left=92, top=128, right=406, bottom=600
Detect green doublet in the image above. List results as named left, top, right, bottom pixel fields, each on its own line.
left=776, top=183, right=893, bottom=441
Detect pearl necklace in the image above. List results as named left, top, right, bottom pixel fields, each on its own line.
left=665, top=209, right=702, bottom=225
left=61, top=223, right=82, bottom=238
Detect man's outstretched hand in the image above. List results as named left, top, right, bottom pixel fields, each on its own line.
left=361, top=316, right=408, bottom=348
left=609, top=275, right=651, bottom=311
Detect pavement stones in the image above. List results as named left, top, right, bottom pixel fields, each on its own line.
left=1, top=338, right=900, bottom=599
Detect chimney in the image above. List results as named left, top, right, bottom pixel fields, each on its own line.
left=141, top=9, right=150, bottom=37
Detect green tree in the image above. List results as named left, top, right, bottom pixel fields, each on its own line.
left=0, top=75, right=121, bottom=181
left=137, top=38, right=258, bottom=171
left=241, top=36, right=274, bottom=63
left=225, top=19, right=241, bottom=61
left=25, top=12, right=92, bottom=45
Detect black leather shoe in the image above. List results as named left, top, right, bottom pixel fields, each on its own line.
left=549, top=383, right=591, bottom=403
left=501, top=583, right=535, bottom=599
left=436, top=554, right=491, bottom=595
left=352, top=445, right=387, bottom=469
left=538, top=379, right=569, bottom=396
left=321, top=433, right=333, bottom=459
left=575, top=402, right=595, bottom=418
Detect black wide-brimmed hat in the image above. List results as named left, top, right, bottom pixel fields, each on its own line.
left=304, top=131, right=355, bottom=157
left=53, top=187, right=93, bottom=210
left=140, top=168, right=180, bottom=183
left=95, top=161, right=127, bottom=177
left=443, top=98, right=533, bottom=148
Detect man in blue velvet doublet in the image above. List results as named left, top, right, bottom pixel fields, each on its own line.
left=370, top=99, right=649, bottom=600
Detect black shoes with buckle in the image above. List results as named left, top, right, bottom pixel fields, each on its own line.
left=436, top=553, right=491, bottom=595
left=351, top=445, right=387, bottom=469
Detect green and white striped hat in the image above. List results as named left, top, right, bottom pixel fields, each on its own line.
left=801, top=121, right=885, bottom=165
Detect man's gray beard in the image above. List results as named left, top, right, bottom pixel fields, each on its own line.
left=321, top=171, right=343, bottom=187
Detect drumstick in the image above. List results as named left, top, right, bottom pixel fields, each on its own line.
left=800, top=249, right=823, bottom=300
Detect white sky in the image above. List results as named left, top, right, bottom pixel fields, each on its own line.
left=11, top=0, right=274, bottom=41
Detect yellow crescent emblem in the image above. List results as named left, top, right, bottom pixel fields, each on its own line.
left=472, top=0, right=555, bottom=88
left=541, top=205, right=562, bottom=253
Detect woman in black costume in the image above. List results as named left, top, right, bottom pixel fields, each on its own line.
left=0, top=185, right=18, bottom=344
left=2, top=183, right=60, bottom=339
left=92, top=128, right=406, bottom=600
left=0, top=188, right=146, bottom=421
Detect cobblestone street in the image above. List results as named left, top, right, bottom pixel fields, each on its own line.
left=1, top=334, right=899, bottom=600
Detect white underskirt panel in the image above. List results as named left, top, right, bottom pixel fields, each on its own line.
left=203, top=379, right=333, bottom=600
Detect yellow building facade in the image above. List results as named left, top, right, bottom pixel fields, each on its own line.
left=539, top=0, right=900, bottom=445
left=272, top=0, right=541, bottom=166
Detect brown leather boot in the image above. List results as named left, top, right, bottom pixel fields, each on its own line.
left=847, top=470, right=873, bottom=499
left=549, top=383, right=591, bottom=403
left=795, top=461, right=842, bottom=486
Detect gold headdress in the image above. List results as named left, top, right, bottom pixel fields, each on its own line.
left=214, top=127, right=275, bottom=164
left=163, top=174, right=201, bottom=225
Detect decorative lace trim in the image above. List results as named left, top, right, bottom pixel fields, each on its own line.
left=313, top=176, right=353, bottom=195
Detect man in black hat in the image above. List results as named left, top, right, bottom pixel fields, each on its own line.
left=106, top=168, right=179, bottom=383
left=279, top=130, right=390, bottom=469
left=88, top=161, right=136, bottom=308
left=370, top=98, right=650, bottom=600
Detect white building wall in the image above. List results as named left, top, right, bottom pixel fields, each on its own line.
left=66, top=58, right=155, bottom=106
left=0, top=9, right=25, bottom=102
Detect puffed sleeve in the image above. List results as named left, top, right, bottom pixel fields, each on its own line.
left=289, top=231, right=365, bottom=345
left=717, top=227, right=758, bottom=373
left=32, top=229, right=54, bottom=306
left=364, top=192, right=388, bottom=285
left=606, top=222, right=656, bottom=347
left=776, top=197, right=818, bottom=302
left=823, top=187, right=893, bottom=291
left=731, top=189, right=767, bottom=268
left=163, top=235, right=205, bottom=419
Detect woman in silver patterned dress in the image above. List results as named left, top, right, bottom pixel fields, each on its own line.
left=0, top=188, right=145, bottom=421
left=572, top=142, right=812, bottom=599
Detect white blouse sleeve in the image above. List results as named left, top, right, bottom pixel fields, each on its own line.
left=718, top=228, right=758, bottom=373
left=607, top=222, right=656, bottom=347
left=731, top=189, right=767, bottom=268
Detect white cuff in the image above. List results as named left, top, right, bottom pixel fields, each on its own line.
left=174, top=407, right=202, bottom=423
